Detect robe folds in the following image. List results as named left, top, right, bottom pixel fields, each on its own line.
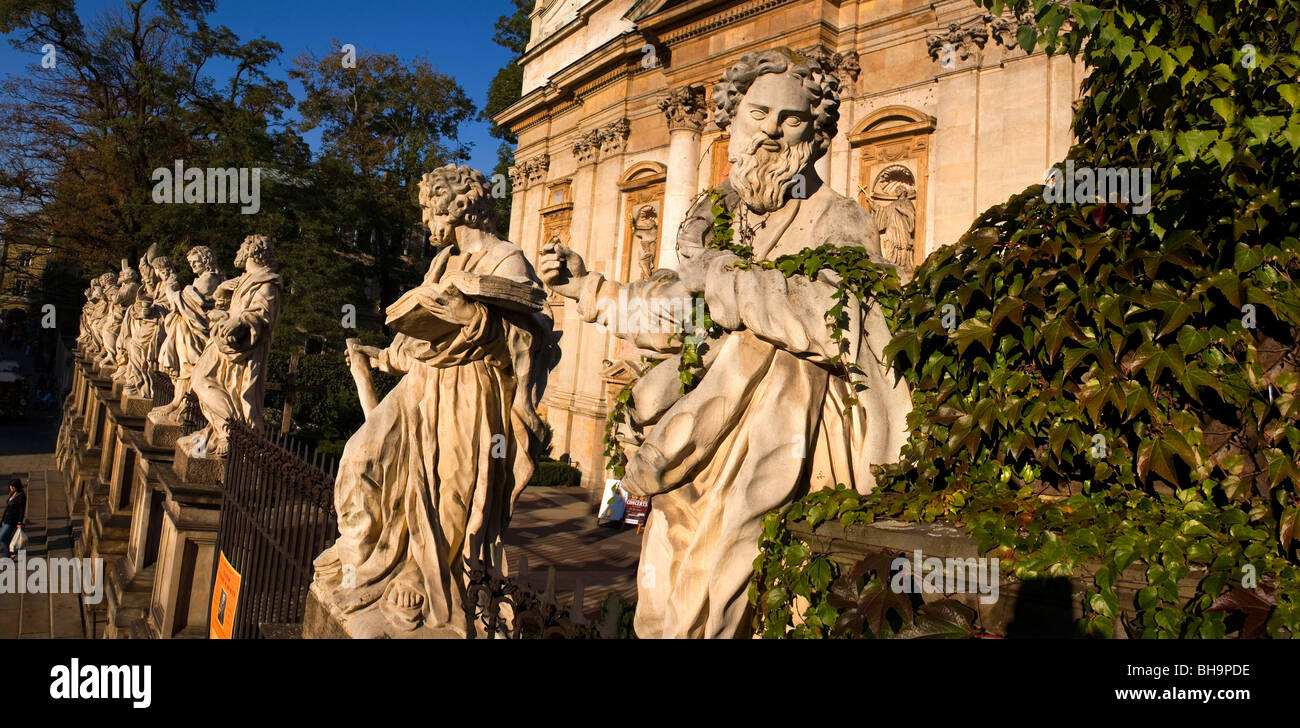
left=578, top=182, right=913, bottom=638
left=322, top=240, right=557, bottom=637
left=187, top=267, right=281, bottom=446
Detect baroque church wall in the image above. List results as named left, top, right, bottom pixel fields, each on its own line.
left=497, top=0, right=1084, bottom=490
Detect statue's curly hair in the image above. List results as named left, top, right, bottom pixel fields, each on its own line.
left=711, top=48, right=841, bottom=160
left=240, top=234, right=276, bottom=267
left=187, top=245, right=217, bottom=272
left=419, top=164, right=497, bottom=234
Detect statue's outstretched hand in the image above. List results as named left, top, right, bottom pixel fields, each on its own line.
left=539, top=241, right=588, bottom=300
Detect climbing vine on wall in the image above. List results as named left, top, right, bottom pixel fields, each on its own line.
left=753, top=0, right=1300, bottom=638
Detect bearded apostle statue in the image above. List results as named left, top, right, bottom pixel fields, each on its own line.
left=539, top=48, right=913, bottom=638
left=311, top=164, right=558, bottom=638
left=175, top=235, right=282, bottom=457
left=151, top=246, right=226, bottom=423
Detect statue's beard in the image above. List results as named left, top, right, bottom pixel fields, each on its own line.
left=728, top=134, right=816, bottom=214
left=429, top=219, right=453, bottom=246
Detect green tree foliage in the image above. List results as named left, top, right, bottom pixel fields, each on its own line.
left=482, top=0, right=532, bottom=226
left=291, top=46, right=474, bottom=310
left=754, top=0, right=1300, bottom=638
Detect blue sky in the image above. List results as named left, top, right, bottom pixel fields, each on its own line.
left=0, top=0, right=517, bottom=173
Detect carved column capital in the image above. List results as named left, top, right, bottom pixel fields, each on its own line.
left=572, top=130, right=601, bottom=165
left=659, top=85, right=707, bottom=133
left=599, top=118, right=630, bottom=155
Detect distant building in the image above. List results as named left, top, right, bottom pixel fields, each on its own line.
left=0, top=239, right=52, bottom=321
left=494, top=0, right=1083, bottom=489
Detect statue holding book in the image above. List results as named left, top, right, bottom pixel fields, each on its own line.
left=311, top=164, right=558, bottom=638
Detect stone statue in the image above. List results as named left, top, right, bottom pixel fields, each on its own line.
left=175, top=235, right=282, bottom=457
left=632, top=204, right=660, bottom=280
left=152, top=246, right=226, bottom=422
left=311, top=164, right=558, bottom=638
left=539, top=48, right=913, bottom=638
left=78, top=278, right=104, bottom=354
left=89, top=273, right=118, bottom=361
left=869, top=165, right=918, bottom=269
left=119, top=245, right=171, bottom=398
left=98, top=262, right=138, bottom=373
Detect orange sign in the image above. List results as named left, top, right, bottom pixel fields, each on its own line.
left=209, top=552, right=241, bottom=639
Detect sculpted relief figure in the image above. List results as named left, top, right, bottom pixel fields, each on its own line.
left=89, top=273, right=118, bottom=361
left=176, top=235, right=282, bottom=457
left=312, top=165, right=558, bottom=638
left=539, top=48, right=913, bottom=638
left=152, top=246, right=226, bottom=422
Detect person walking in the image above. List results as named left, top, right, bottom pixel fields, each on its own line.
left=1, top=479, right=27, bottom=558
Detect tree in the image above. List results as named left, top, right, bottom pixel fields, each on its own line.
left=291, top=46, right=475, bottom=310
left=482, top=0, right=532, bottom=226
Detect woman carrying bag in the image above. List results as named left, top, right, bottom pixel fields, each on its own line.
left=1, top=478, right=27, bottom=557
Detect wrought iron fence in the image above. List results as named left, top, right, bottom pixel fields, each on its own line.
left=214, top=420, right=338, bottom=639
left=149, top=371, right=206, bottom=434
left=467, top=557, right=635, bottom=639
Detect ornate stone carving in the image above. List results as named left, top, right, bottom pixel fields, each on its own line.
left=571, top=129, right=601, bottom=164
left=805, top=47, right=861, bottom=93
left=868, top=164, right=918, bottom=269
left=631, top=204, right=659, bottom=280
left=928, top=8, right=1059, bottom=66
left=599, top=118, right=630, bottom=155
left=539, top=48, right=912, bottom=639
left=508, top=155, right=550, bottom=187
left=311, top=164, right=559, bottom=638
left=571, top=119, right=629, bottom=165
left=659, top=85, right=707, bottom=132
left=926, top=15, right=992, bottom=66
left=175, top=234, right=282, bottom=457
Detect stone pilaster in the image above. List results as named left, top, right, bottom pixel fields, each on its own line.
left=658, top=85, right=707, bottom=270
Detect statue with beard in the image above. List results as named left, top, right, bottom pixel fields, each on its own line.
left=540, top=48, right=913, bottom=638
left=176, top=235, right=282, bottom=458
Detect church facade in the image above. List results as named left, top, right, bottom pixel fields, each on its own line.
left=493, top=0, right=1083, bottom=490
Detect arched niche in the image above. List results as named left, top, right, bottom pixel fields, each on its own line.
left=848, top=106, right=935, bottom=270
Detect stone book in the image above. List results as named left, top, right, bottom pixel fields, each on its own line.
left=385, top=272, right=545, bottom=341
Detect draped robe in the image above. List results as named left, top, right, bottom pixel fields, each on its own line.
left=578, top=181, right=913, bottom=638
left=318, top=240, right=556, bottom=637
left=185, top=267, right=281, bottom=450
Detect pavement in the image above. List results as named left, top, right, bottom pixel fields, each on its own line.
left=0, top=454, right=85, bottom=638
left=503, top=487, right=643, bottom=622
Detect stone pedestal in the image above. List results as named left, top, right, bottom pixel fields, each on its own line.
left=145, top=464, right=223, bottom=639
left=120, top=393, right=153, bottom=418
left=172, top=444, right=225, bottom=484
left=144, top=411, right=185, bottom=449
left=302, top=584, right=461, bottom=639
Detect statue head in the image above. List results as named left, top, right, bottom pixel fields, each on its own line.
left=118, top=265, right=140, bottom=286
left=234, top=234, right=275, bottom=271
left=149, top=255, right=175, bottom=283
left=187, top=246, right=217, bottom=275
left=712, top=48, right=840, bottom=213
left=98, top=272, right=115, bottom=290
left=418, top=164, right=497, bottom=246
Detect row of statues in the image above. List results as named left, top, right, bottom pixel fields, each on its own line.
left=73, top=46, right=911, bottom=639
left=311, top=47, right=911, bottom=639
left=77, top=235, right=282, bottom=457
